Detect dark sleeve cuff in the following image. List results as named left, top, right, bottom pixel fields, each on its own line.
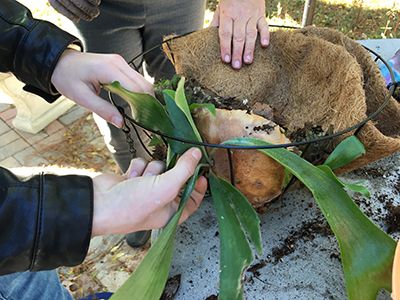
left=30, top=174, right=93, bottom=271
left=13, top=20, right=82, bottom=103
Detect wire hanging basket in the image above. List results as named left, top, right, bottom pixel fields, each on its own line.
left=108, top=25, right=398, bottom=186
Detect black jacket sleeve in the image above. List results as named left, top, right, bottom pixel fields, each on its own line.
left=0, top=0, right=82, bottom=102
left=0, top=167, right=93, bottom=275
left=0, top=1, right=93, bottom=275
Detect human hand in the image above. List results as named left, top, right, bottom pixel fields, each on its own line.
left=91, top=148, right=207, bottom=236
left=210, top=0, right=269, bottom=69
left=49, top=0, right=101, bottom=22
left=51, top=49, right=153, bottom=128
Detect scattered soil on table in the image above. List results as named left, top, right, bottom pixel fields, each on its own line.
left=353, top=167, right=386, bottom=178
left=395, top=178, right=400, bottom=194
left=245, top=217, right=334, bottom=282
left=385, top=203, right=400, bottom=233
left=205, top=294, right=218, bottom=300
left=270, top=218, right=333, bottom=264
left=161, top=274, right=181, bottom=300
left=247, top=261, right=268, bottom=277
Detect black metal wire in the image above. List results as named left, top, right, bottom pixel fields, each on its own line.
left=227, top=149, right=235, bottom=185
left=108, top=25, right=397, bottom=153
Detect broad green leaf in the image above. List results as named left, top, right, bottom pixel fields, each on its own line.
left=344, top=181, right=371, bottom=198
left=111, top=165, right=202, bottom=300
left=104, top=81, right=174, bottom=135
left=189, top=103, right=216, bottom=116
left=282, top=168, right=293, bottom=188
left=324, top=136, right=366, bottom=170
left=223, top=137, right=396, bottom=300
left=175, top=77, right=203, bottom=142
left=163, top=90, right=199, bottom=154
left=148, top=135, right=163, bottom=147
left=104, top=82, right=188, bottom=155
left=210, top=173, right=254, bottom=300
left=214, top=176, right=262, bottom=254
left=164, top=88, right=211, bottom=165
left=317, top=165, right=371, bottom=198
left=166, top=144, right=177, bottom=170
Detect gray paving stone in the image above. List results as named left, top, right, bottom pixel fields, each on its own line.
left=0, top=130, right=20, bottom=147
left=0, top=103, right=11, bottom=113
left=14, top=146, right=49, bottom=167
left=17, top=129, right=49, bottom=146
left=32, top=129, right=66, bottom=151
left=0, top=156, right=22, bottom=168
left=0, top=119, right=10, bottom=135
left=59, top=106, right=89, bottom=125
left=0, top=138, right=29, bottom=161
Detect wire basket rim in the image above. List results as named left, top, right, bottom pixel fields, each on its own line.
left=110, top=25, right=398, bottom=150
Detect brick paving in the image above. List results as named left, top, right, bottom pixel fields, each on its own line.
left=0, top=103, right=103, bottom=169
left=0, top=103, right=60, bottom=167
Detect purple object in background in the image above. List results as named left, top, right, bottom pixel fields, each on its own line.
left=379, top=49, right=400, bottom=86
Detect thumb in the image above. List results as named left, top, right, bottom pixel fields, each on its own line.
left=169, top=148, right=202, bottom=185
left=156, top=148, right=202, bottom=201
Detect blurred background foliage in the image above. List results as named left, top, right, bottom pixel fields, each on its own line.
left=207, top=0, right=400, bottom=39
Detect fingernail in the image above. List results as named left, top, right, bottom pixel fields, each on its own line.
left=191, top=148, right=202, bottom=160
left=111, top=115, right=123, bottom=128
left=224, top=54, right=230, bottom=63
left=245, top=55, right=252, bottom=63
left=262, top=38, right=269, bottom=46
left=233, top=60, right=241, bottom=69
left=144, top=172, right=154, bottom=177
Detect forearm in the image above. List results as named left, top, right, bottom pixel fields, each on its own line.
left=0, top=167, right=93, bottom=275
left=0, top=0, right=82, bottom=102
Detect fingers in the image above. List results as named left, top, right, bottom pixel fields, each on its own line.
left=49, top=0, right=80, bottom=22
left=243, top=18, right=258, bottom=64
left=95, top=54, right=153, bottom=95
left=142, top=161, right=165, bottom=177
left=153, top=148, right=203, bottom=205
left=219, top=16, right=233, bottom=64
left=70, top=0, right=100, bottom=21
left=165, top=148, right=202, bottom=189
left=73, top=84, right=124, bottom=127
left=231, top=19, right=247, bottom=69
left=124, top=158, right=148, bottom=178
left=148, top=176, right=207, bottom=230
left=49, top=0, right=100, bottom=22
left=114, top=58, right=154, bottom=95
left=214, top=1, right=269, bottom=69
left=258, top=17, right=270, bottom=47
left=125, top=159, right=165, bottom=178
